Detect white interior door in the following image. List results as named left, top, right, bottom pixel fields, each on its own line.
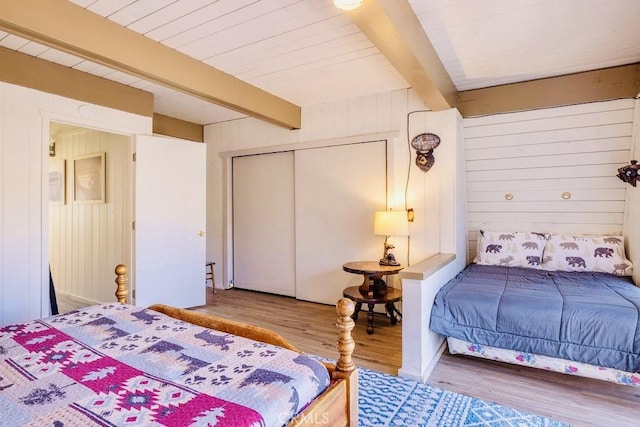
left=295, top=141, right=387, bottom=304
left=233, top=152, right=296, bottom=296
left=134, top=135, right=206, bottom=308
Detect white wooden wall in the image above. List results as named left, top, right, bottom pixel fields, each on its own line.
left=208, top=89, right=425, bottom=286
left=49, top=128, right=131, bottom=304
left=465, top=99, right=636, bottom=261
left=623, top=98, right=640, bottom=284
left=205, top=88, right=467, bottom=291
left=406, top=109, right=467, bottom=266
left=0, top=82, right=46, bottom=325
left=0, top=81, right=149, bottom=327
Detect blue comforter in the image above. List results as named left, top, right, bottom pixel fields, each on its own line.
left=430, top=264, right=640, bottom=373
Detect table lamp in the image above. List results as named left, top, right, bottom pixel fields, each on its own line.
left=374, top=210, right=409, bottom=266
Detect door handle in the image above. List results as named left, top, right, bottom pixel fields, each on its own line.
left=198, top=230, right=205, bottom=236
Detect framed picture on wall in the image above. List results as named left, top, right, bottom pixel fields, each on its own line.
left=49, top=159, right=66, bottom=204
left=73, top=152, right=105, bottom=204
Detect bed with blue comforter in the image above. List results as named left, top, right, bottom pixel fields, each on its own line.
left=430, top=264, right=640, bottom=374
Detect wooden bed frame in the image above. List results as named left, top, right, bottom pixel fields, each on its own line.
left=113, top=264, right=358, bottom=426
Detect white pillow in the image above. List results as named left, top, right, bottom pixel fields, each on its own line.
left=541, top=234, right=632, bottom=276
left=475, top=230, right=548, bottom=269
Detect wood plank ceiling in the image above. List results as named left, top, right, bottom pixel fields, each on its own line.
left=0, top=0, right=639, bottom=128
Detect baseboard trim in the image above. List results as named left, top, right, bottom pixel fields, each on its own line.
left=56, top=292, right=99, bottom=307
left=398, top=339, right=447, bottom=383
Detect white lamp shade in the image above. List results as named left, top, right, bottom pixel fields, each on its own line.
left=333, top=0, right=363, bottom=11
left=374, top=211, right=409, bottom=236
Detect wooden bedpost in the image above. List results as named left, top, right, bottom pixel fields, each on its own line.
left=335, top=297, right=356, bottom=376
left=115, top=264, right=128, bottom=303
left=335, top=297, right=358, bottom=426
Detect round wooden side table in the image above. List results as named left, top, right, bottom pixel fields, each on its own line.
left=342, top=285, right=402, bottom=335
left=342, top=261, right=403, bottom=297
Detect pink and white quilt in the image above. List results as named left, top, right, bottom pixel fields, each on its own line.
left=0, top=304, right=330, bottom=426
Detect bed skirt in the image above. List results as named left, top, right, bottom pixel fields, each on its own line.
left=447, top=337, right=640, bottom=387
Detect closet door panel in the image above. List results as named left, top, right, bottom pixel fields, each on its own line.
left=233, top=152, right=295, bottom=296
left=295, top=141, right=387, bottom=304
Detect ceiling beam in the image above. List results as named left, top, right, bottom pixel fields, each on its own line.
left=457, top=63, right=640, bottom=117
left=0, top=0, right=301, bottom=129
left=0, top=46, right=153, bottom=117
left=153, top=113, right=203, bottom=143
left=344, top=0, right=457, bottom=111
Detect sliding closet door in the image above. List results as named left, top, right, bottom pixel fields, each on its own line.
left=295, top=141, right=387, bottom=304
left=233, top=152, right=296, bottom=296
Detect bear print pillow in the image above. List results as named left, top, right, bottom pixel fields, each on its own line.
left=476, top=230, right=548, bottom=269
left=541, top=234, right=633, bottom=275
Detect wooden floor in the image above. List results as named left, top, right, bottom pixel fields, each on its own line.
left=58, top=289, right=640, bottom=426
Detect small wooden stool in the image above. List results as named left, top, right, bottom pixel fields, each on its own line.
left=206, top=262, right=216, bottom=293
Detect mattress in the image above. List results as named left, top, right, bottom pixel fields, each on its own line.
left=0, top=303, right=330, bottom=427
left=430, top=264, right=640, bottom=372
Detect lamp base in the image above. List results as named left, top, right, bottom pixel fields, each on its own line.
left=379, top=253, right=400, bottom=266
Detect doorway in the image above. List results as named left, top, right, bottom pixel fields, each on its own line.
left=46, top=122, right=207, bottom=310
left=48, top=122, right=132, bottom=306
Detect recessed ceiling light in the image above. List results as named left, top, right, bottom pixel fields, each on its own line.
left=333, top=0, right=363, bottom=11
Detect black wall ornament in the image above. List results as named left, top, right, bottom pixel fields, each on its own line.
left=411, top=133, right=440, bottom=172
left=617, top=160, right=639, bottom=187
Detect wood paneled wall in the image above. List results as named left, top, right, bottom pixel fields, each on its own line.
left=623, top=99, right=640, bottom=284
left=48, top=128, right=131, bottom=304
left=465, top=98, right=636, bottom=261
left=0, top=82, right=46, bottom=325
left=205, top=88, right=466, bottom=289
left=0, top=81, right=148, bottom=326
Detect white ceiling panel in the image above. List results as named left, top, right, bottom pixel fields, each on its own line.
left=0, top=0, right=637, bottom=126
left=84, top=0, right=138, bottom=17
left=100, top=69, right=146, bottom=86
left=209, top=16, right=357, bottom=71
left=17, top=40, right=49, bottom=57
left=177, top=1, right=336, bottom=60
left=106, top=0, right=177, bottom=26
left=126, top=0, right=219, bottom=35
left=37, top=49, right=85, bottom=68
left=143, top=0, right=260, bottom=45
left=409, top=0, right=640, bottom=91
left=0, top=33, right=29, bottom=50
left=72, top=60, right=113, bottom=75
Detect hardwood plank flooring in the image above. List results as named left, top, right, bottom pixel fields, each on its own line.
left=55, top=293, right=97, bottom=316
left=57, top=289, right=640, bottom=426
left=194, top=288, right=403, bottom=375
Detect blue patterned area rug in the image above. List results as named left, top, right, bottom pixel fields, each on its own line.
left=358, top=367, right=569, bottom=427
